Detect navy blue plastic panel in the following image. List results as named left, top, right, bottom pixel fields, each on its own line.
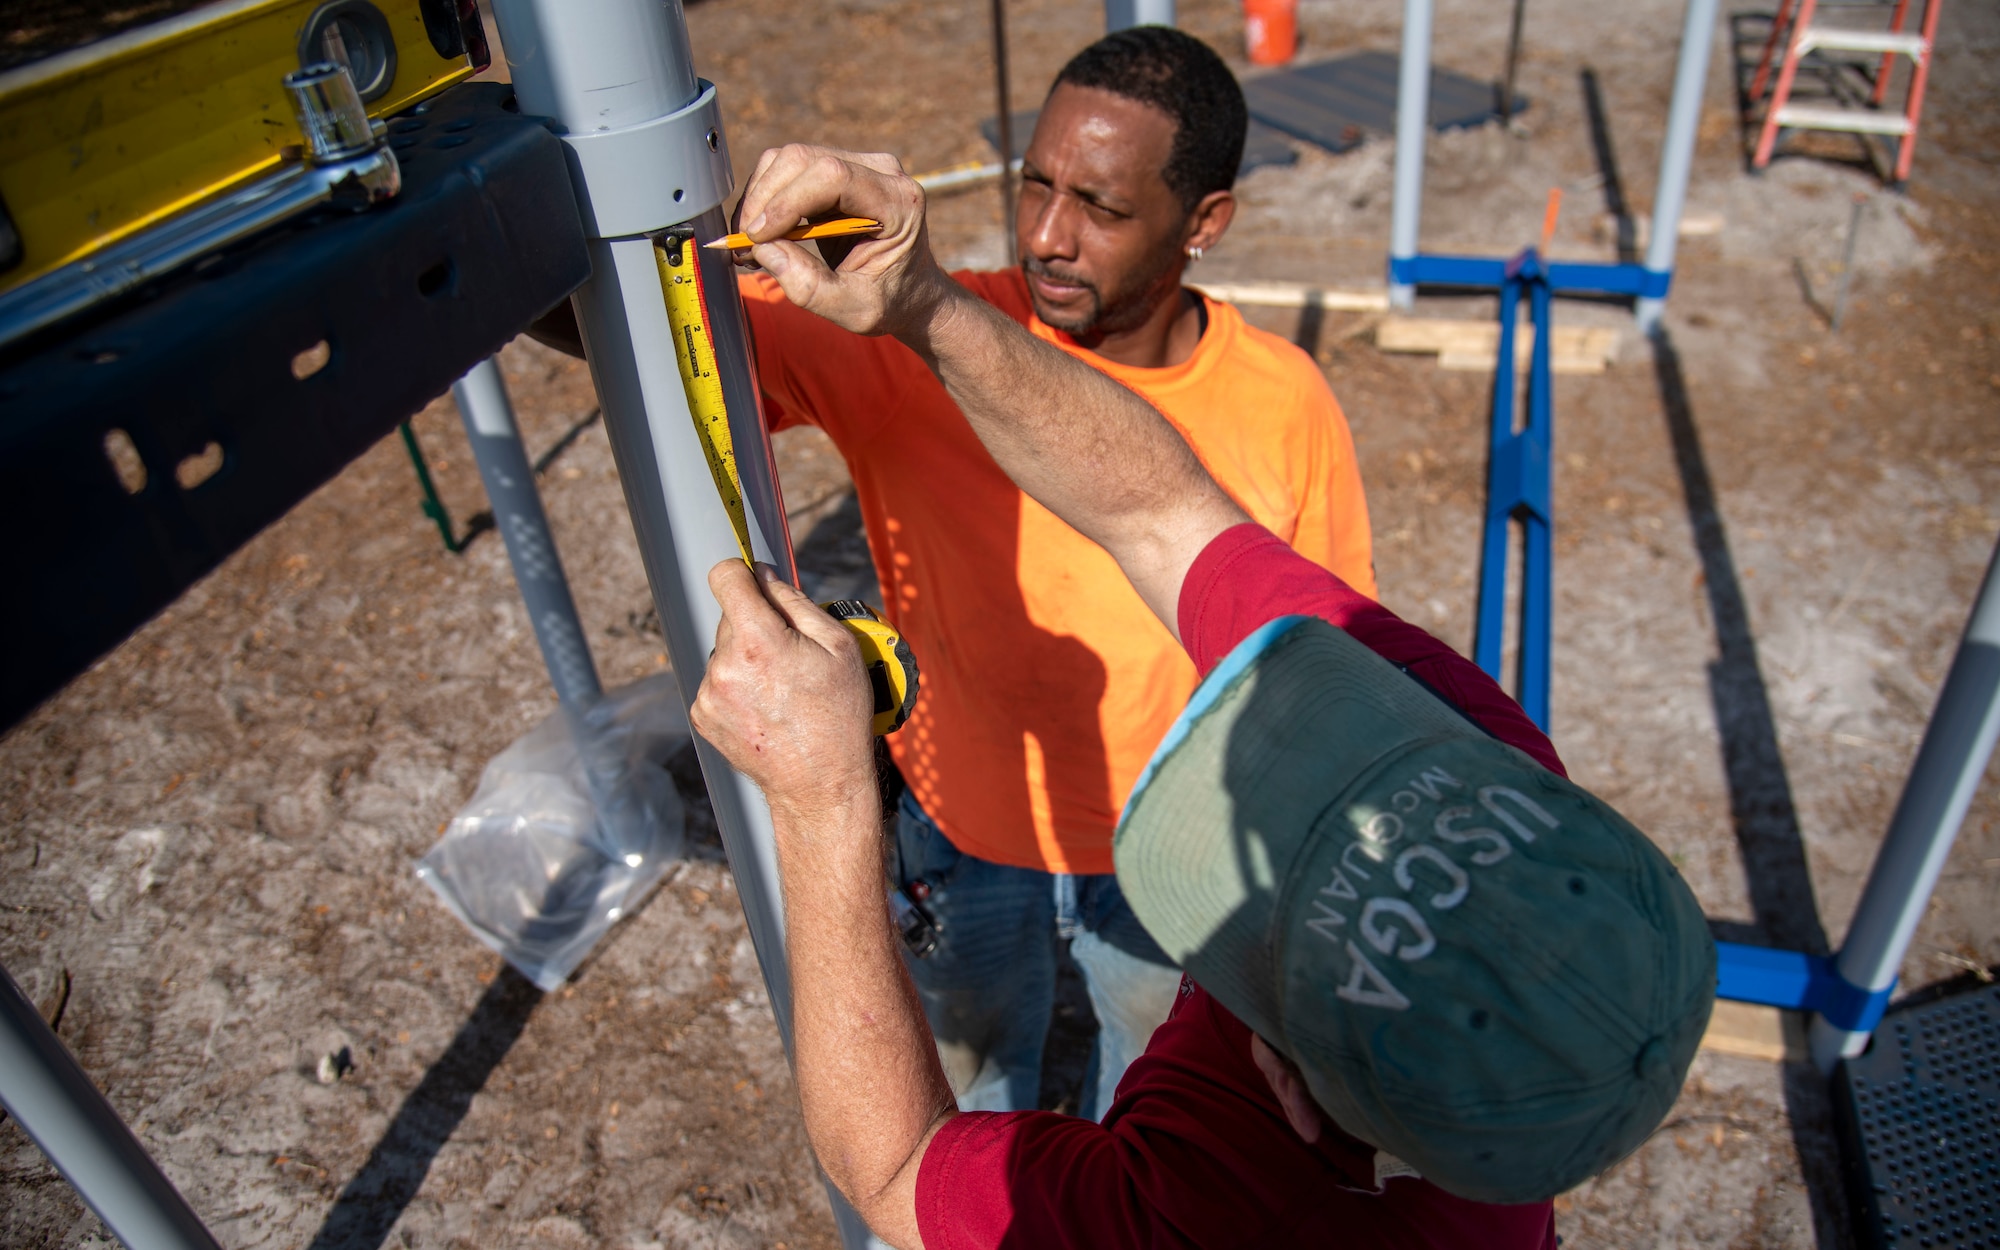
left=980, top=109, right=1297, bottom=175
left=1243, top=50, right=1526, bottom=155
left=0, top=83, right=590, bottom=732
left=1834, top=984, right=2000, bottom=1249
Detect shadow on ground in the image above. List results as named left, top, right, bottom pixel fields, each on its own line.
left=306, top=969, right=544, bottom=1250
left=1651, top=329, right=1850, bottom=1249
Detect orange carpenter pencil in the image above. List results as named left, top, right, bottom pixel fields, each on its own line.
left=703, top=217, right=883, bottom=251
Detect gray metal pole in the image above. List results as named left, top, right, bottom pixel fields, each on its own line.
left=1634, top=0, right=1720, bottom=335
left=481, top=2, right=865, bottom=1243
left=990, top=0, right=1017, bottom=265
left=1810, top=538, right=2000, bottom=1071
left=1104, top=0, right=1175, bottom=30
left=453, top=358, right=603, bottom=708
left=1387, top=0, right=1434, bottom=311
left=452, top=357, right=665, bottom=867
left=1499, top=0, right=1527, bottom=126
left=0, top=963, right=222, bottom=1250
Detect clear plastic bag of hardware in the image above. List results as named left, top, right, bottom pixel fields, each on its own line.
left=416, top=673, right=690, bottom=991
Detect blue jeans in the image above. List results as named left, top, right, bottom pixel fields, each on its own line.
left=891, top=789, right=1183, bottom=1120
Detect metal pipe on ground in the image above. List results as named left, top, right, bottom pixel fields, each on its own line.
left=1810, top=537, right=2000, bottom=1071
left=0, top=963, right=222, bottom=1250
left=1831, top=192, right=1867, bottom=331
left=1499, top=0, right=1528, bottom=126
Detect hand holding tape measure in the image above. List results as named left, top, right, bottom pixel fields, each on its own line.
left=654, top=225, right=917, bottom=737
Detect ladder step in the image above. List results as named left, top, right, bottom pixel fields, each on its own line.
left=1774, top=104, right=1914, bottom=136
left=1798, top=27, right=1928, bottom=57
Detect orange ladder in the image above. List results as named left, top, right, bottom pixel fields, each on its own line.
left=1747, top=0, right=1942, bottom=185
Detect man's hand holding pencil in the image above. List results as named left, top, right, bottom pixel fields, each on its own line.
left=726, top=146, right=960, bottom=342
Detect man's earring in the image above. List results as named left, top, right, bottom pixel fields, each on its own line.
left=1186, top=245, right=1204, bottom=262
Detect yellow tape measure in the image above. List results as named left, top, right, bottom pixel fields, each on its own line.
left=653, top=229, right=919, bottom=736
left=656, top=231, right=756, bottom=566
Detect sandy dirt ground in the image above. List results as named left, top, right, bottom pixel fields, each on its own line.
left=4, top=0, right=1998, bottom=1246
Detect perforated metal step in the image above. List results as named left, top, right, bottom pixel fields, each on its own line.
left=1834, top=983, right=2000, bottom=1249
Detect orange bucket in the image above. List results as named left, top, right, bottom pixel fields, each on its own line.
left=1244, top=0, right=1297, bottom=66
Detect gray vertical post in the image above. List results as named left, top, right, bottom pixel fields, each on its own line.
left=990, top=0, right=1017, bottom=264
left=1387, top=0, right=1434, bottom=310
left=479, top=1, right=866, bottom=1243
left=0, top=963, right=222, bottom=1250
left=1810, top=539, right=2000, bottom=1071
left=1634, top=0, right=1720, bottom=335
left=453, top=358, right=603, bottom=708
left=1105, top=0, right=1175, bottom=30
left=452, top=358, right=661, bottom=863
left=1499, top=0, right=1528, bottom=126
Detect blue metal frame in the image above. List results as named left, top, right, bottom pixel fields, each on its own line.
left=1473, top=248, right=1556, bottom=731
left=1389, top=253, right=1670, bottom=299
left=1714, top=941, right=1896, bottom=1033
left=1409, top=248, right=1903, bottom=1028
left=1403, top=249, right=1669, bottom=738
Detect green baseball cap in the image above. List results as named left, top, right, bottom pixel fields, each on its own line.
left=1115, top=615, right=1715, bottom=1204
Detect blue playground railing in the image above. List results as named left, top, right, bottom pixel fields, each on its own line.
left=1401, top=249, right=1899, bottom=1034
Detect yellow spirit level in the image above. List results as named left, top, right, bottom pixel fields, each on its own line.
left=0, top=0, right=482, bottom=295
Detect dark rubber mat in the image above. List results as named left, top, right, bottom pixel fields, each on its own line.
left=1242, top=49, right=1526, bottom=154
left=981, top=110, right=1298, bottom=176
left=1833, top=983, right=2000, bottom=1249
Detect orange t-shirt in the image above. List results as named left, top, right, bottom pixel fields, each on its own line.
left=740, top=269, right=1375, bottom=874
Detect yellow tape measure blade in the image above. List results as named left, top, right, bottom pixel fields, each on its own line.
left=654, top=232, right=756, bottom=565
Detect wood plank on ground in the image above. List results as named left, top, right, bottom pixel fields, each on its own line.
left=1376, top=316, right=1621, bottom=374
left=1191, top=281, right=1389, bottom=312
left=1699, top=1000, right=1811, bottom=1063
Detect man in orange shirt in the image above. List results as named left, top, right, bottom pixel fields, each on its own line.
left=739, top=28, right=1374, bottom=1119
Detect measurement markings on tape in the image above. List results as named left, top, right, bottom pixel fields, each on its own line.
left=655, top=228, right=757, bottom=566
left=653, top=226, right=918, bottom=735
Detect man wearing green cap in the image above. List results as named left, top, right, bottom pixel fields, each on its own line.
left=690, top=144, right=1717, bottom=1249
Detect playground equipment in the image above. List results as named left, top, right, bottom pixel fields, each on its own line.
left=0, top=0, right=1992, bottom=1244
left=1383, top=0, right=1996, bottom=1109
left=1386, top=0, right=1721, bottom=731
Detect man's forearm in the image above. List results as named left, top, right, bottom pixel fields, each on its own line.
left=775, top=789, right=955, bottom=1249
left=903, top=287, right=1248, bottom=635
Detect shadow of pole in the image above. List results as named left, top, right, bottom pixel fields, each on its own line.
left=1579, top=68, right=1639, bottom=266
left=1650, top=330, right=1827, bottom=956
left=1651, top=329, right=1853, bottom=1248
left=1293, top=300, right=1326, bottom=359
left=306, top=967, right=544, bottom=1250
